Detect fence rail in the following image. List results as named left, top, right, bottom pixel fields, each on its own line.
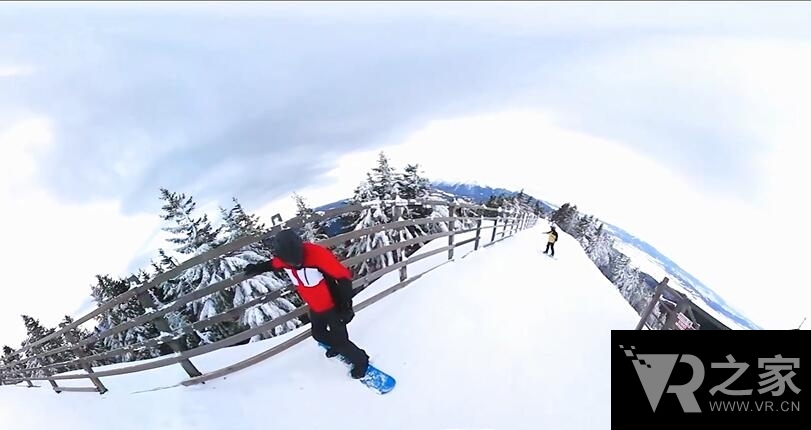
left=633, top=277, right=702, bottom=331
left=0, top=198, right=538, bottom=393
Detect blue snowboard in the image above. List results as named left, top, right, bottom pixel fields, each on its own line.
left=317, top=342, right=396, bottom=395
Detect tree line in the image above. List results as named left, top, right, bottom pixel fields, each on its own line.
left=2, top=151, right=539, bottom=380
left=549, top=203, right=657, bottom=319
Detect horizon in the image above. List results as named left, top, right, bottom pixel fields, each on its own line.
left=3, top=2, right=811, bottom=345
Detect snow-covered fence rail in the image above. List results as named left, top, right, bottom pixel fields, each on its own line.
left=0, top=198, right=539, bottom=393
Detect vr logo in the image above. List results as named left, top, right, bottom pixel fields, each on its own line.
left=621, top=346, right=704, bottom=412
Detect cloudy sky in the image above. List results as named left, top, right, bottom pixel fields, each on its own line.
left=1, top=1, right=810, bottom=345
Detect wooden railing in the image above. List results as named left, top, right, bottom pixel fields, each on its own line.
left=0, top=198, right=539, bottom=393
left=634, top=277, right=702, bottom=331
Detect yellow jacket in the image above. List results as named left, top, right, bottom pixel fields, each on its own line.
left=546, top=230, right=558, bottom=243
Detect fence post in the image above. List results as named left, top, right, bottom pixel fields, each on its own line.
left=499, top=212, right=509, bottom=239
left=30, top=345, right=60, bottom=392
left=473, top=217, right=483, bottom=250
left=136, top=291, right=203, bottom=378
left=390, top=200, right=402, bottom=266
left=391, top=200, right=408, bottom=282
left=63, top=332, right=108, bottom=394
left=635, top=277, right=669, bottom=330
left=447, top=204, right=457, bottom=260
left=490, top=211, right=499, bottom=243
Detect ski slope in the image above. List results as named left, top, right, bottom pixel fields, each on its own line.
left=1, top=222, right=640, bottom=430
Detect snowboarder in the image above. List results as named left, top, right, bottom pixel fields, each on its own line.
left=543, top=226, right=558, bottom=257
left=243, top=228, right=370, bottom=379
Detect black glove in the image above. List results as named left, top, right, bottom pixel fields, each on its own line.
left=244, top=261, right=272, bottom=277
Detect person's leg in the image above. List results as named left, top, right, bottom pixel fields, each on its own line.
left=544, top=242, right=551, bottom=253
left=324, top=310, right=369, bottom=378
left=309, top=311, right=332, bottom=349
left=550, top=242, right=555, bottom=257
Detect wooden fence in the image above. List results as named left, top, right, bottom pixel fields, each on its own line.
left=634, top=277, right=702, bottom=331
left=0, top=198, right=539, bottom=393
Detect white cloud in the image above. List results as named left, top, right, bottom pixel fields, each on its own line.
left=0, top=118, right=160, bottom=346
left=0, top=65, right=33, bottom=78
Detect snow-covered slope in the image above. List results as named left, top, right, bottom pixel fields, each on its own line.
left=1, top=222, right=639, bottom=430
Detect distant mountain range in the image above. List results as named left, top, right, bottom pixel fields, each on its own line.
left=428, top=181, right=558, bottom=214
left=600, top=223, right=762, bottom=330
left=311, top=180, right=761, bottom=330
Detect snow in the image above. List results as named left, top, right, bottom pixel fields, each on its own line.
left=1, top=222, right=640, bottom=430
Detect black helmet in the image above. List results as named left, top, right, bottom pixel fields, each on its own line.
left=273, top=228, right=304, bottom=268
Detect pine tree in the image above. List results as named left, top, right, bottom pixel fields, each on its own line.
left=576, top=215, right=599, bottom=247
left=90, top=274, right=164, bottom=362
left=625, top=267, right=648, bottom=312
left=293, top=193, right=328, bottom=243
left=533, top=202, right=545, bottom=217
left=586, top=227, right=615, bottom=270
left=151, top=248, right=179, bottom=277
left=19, top=315, right=64, bottom=377
left=343, top=179, right=396, bottom=277
left=398, top=164, right=430, bottom=201
left=1, top=345, right=24, bottom=383
left=370, top=151, right=400, bottom=201
left=220, top=197, right=268, bottom=240
left=551, top=203, right=579, bottom=232
left=220, top=198, right=302, bottom=342
left=159, top=188, right=223, bottom=255
left=392, top=164, right=434, bottom=246
left=55, top=315, right=101, bottom=371
left=158, top=188, right=238, bottom=344
left=611, top=254, right=645, bottom=311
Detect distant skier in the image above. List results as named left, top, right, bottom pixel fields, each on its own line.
left=243, top=228, right=370, bottom=379
left=543, top=226, right=558, bottom=257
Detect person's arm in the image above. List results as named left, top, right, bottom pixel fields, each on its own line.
left=243, top=257, right=283, bottom=276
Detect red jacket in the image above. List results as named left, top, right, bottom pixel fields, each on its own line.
left=270, top=242, right=353, bottom=313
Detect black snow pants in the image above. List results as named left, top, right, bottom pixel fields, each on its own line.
left=310, top=309, right=369, bottom=368
left=544, top=241, right=555, bottom=256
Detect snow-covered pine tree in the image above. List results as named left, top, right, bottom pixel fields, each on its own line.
left=625, top=267, right=649, bottom=313
left=158, top=188, right=239, bottom=344
left=370, top=151, right=401, bottom=201
left=1, top=345, right=24, bottom=382
left=19, top=315, right=64, bottom=377
left=220, top=197, right=269, bottom=239
left=151, top=248, right=179, bottom=275
left=611, top=254, right=646, bottom=311
left=575, top=214, right=599, bottom=247
left=387, top=163, right=438, bottom=255
left=533, top=201, right=545, bottom=217
left=342, top=178, right=396, bottom=277
left=55, top=315, right=101, bottom=371
left=146, top=247, right=204, bottom=350
left=394, top=164, right=432, bottom=236
left=551, top=203, right=579, bottom=232
left=399, top=164, right=430, bottom=201
left=219, top=198, right=301, bottom=342
left=586, top=225, right=615, bottom=270
left=90, top=274, right=164, bottom=362
left=292, top=193, right=328, bottom=244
